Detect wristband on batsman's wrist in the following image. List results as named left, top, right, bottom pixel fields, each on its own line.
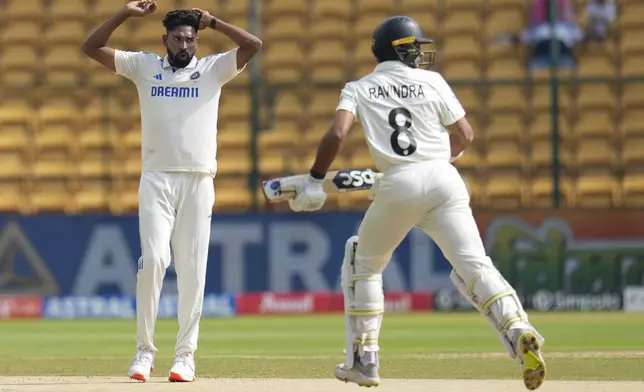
left=209, top=17, right=217, bottom=29
left=309, top=169, right=325, bottom=181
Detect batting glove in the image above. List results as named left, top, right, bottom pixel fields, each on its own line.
left=288, top=175, right=327, bottom=212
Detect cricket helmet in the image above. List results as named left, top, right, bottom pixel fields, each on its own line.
left=371, top=15, right=436, bottom=68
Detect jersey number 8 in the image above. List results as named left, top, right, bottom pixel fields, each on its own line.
left=388, top=107, right=417, bottom=156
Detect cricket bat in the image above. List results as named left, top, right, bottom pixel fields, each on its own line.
left=261, top=168, right=382, bottom=203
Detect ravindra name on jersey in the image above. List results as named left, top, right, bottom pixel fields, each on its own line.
left=336, top=61, right=466, bottom=173
left=114, top=48, right=245, bottom=176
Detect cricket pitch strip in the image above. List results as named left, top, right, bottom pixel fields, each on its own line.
left=1, top=377, right=643, bottom=392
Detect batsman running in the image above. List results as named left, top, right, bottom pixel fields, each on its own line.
left=80, top=0, right=261, bottom=383
left=288, top=16, right=547, bottom=390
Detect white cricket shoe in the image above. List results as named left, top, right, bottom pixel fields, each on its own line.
left=334, top=353, right=380, bottom=388
left=127, top=348, right=155, bottom=382
left=168, top=352, right=196, bottom=382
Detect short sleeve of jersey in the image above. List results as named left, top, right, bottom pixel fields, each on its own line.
left=203, top=48, right=245, bottom=85
left=336, top=82, right=358, bottom=117
left=114, top=50, right=150, bottom=81
left=435, top=75, right=466, bottom=126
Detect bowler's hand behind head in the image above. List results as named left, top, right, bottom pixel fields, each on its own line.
left=124, top=0, right=157, bottom=17
left=191, top=8, right=214, bottom=31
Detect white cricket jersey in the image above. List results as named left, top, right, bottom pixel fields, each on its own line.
left=336, top=61, right=466, bottom=172
left=114, top=48, right=245, bottom=176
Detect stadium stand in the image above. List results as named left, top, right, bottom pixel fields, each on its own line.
left=0, top=0, right=640, bottom=212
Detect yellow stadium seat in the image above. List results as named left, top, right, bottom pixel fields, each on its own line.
left=258, top=153, right=295, bottom=176
left=1, top=46, right=38, bottom=73
left=224, top=0, right=250, bottom=17
left=577, top=83, right=616, bottom=113
left=274, top=91, right=305, bottom=121
left=28, top=180, right=70, bottom=213
left=531, top=84, right=570, bottom=113
left=622, top=174, right=644, bottom=207
left=259, top=128, right=299, bottom=151
left=32, top=150, right=75, bottom=180
left=264, top=0, right=309, bottom=17
left=575, top=174, right=619, bottom=208
left=310, top=18, right=351, bottom=42
left=442, top=11, right=482, bottom=36
left=530, top=141, right=572, bottom=175
left=217, top=150, right=251, bottom=176
left=621, top=56, right=644, bottom=77
left=486, top=58, right=526, bottom=79
left=309, top=90, right=341, bottom=120
left=220, top=93, right=250, bottom=121
left=43, top=46, right=85, bottom=85
left=263, top=17, right=306, bottom=43
left=44, top=21, right=85, bottom=45
left=486, top=113, right=524, bottom=143
left=355, top=15, right=388, bottom=39
left=0, top=152, right=27, bottom=181
left=483, top=173, right=527, bottom=209
left=486, top=141, right=525, bottom=172
left=33, top=124, right=74, bottom=153
left=400, top=0, right=439, bottom=13
left=444, top=0, right=482, bottom=11
left=312, top=0, right=352, bottom=20
left=50, top=0, right=91, bottom=20
left=356, top=0, right=394, bottom=15
left=576, top=139, right=618, bottom=172
left=78, top=128, right=118, bottom=155
left=577, top=55, right=615, bottom=78
left=621, top=84, right=644, bottom=110
left=620, top=110, right=644, bottom=140
left=620, top=30, right=644, bottom=58
left=5, top=0, right=45, bottom=20
left=262, top=42, right=304, bottom=83
left=0, top=125, right=29, bottom=152
left=488, top=0, right=527, bottom=11
left=214, top=178, right=252, bottom=211
left=451, top=86, right=480, bottom=113
left=620, top=2, right=644, bottom=30
left=0, top=182, right=24, bottom=213
left=349, top=149, right=375, bottom=170
left=0, top=98, right=35, bottom=128
left=122, top=154, right=142, bottom=178
left=442, top=61, right=482, bottom=80
left=452, top=147, right=482, bottom=173
left=573, top=111, right=615, bottom=141
left=622, top=137, right=644, bottom=170
left=77, top=154, right=111, bottom=180
left=310, top=41, right=351, bottom=82
left=413, top=11, right=438, bottom=37
left=527, top=112, right=570, bottom=143
left=441, top=36, right=482, bottom=62
left=530, top=176, right=574, bottom=208
left=71, top=180, right=110, bottom=213
left=38, top=98, right=80, bottom=128
left=304, top=125, right=327, bottom=148
left=0, top=21, right=41, bottom=45
left=87, top=59, right=125, bottom=87
left=486, top=8, right=525, bottom=37
left=488, top=85, right=526, bottom=114
left=218, top=128, right=251, bottom=149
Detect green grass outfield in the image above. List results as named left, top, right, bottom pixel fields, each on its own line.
left=1, top=311, right=643, bottom=381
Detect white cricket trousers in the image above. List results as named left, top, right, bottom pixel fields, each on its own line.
left=136, top=170, right=215, bottom=356
left=355, top=160, right=493, bottom=284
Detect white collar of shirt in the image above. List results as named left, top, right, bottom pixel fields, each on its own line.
left=374, top=60, right=411, bottom=72
left=161, top=55, right=199, bottom=70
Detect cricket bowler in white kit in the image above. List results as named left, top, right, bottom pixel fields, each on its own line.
left=288, top=16, right=547, bottom=390
left=81, top=0, right=262, bottom=383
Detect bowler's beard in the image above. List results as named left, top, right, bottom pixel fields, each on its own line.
left=168, top=50, right=193, bottom=68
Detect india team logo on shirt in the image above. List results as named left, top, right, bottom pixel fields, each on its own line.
left=190, top=71, right=201, bottom=80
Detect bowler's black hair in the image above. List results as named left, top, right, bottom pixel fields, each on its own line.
left=163, top=9, right=201, bottom=32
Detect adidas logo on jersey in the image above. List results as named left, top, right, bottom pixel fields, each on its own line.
left=153, top=74, right=163, bottom=81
